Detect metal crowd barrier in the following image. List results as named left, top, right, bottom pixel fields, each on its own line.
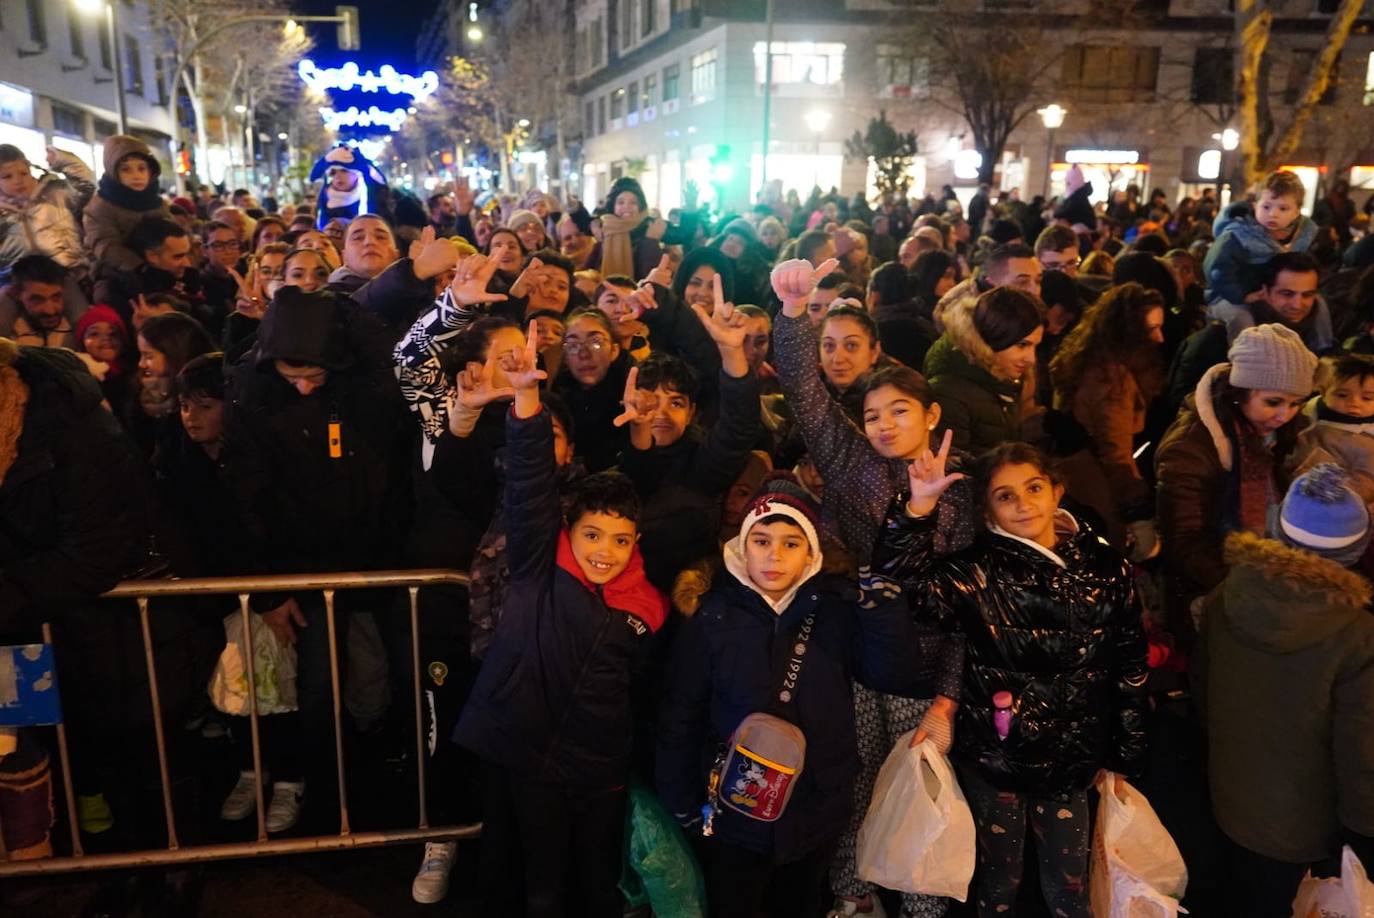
left=0, top=570, right=482, bottom=877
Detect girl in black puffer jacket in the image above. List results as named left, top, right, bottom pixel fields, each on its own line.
left=875, top=442, right=1148, bottom=918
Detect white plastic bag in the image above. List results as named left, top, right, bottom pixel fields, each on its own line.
left=856, top=733, right=975, bottom=901
left=207, top=611, right=298, bottom=716
left=1291, top=846, right=1374, bottom=918
left=1090, top=771, right=1187, bottom=917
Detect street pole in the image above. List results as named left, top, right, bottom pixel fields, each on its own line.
left=1043, top=128, right=1055, bottom=198
left=105, top=2, right=128, bottom=134
left=759, top=0, right=774, bottom=200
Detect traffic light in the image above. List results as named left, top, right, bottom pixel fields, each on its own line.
left=335, top=5, right=359, bottom=51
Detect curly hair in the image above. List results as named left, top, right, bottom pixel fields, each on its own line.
left=1049, top=282, right=1164, bottom=396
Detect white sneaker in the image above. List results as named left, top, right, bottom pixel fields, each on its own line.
left=411, top=840, right=458, bottom=904
left=219, top=771, right=265, bottom=822
left=265, top=781, right=305, bottom=833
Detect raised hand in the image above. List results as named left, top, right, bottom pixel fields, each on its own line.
left=771, top=257, right=839, bottom=315
left=497, top=320, right=548, bottom=392
left=690, top=273, right=748, bottom=351
left=612, top=366, right=658, bottom=428
left=510, top=256, right=545, bottom=299
left=644, top=254, right=673, bottom=289
left=905, top=428, right=966, bottom=518
left=619, top=283, right=658, bottom=322
left=454, top=353, right=516, bottom=410
left=453, top=178, right=476, bottom=215
left=408, top=225, right=435, bottom=261
left=228, top=265, right=266, bottom=319
left=449, top=254, right=510, bottom=307
left=413, top=227, right=461, bottom=280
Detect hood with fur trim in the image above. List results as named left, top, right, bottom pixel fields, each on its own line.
left=1220, top=530, right=1372, bottom=653
left=926, top=289, right=1034, bottom=393
left=1192, top=363, right=1236, bottom=471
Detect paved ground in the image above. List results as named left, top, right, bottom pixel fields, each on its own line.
left=5, top=842, right=486, bottom=916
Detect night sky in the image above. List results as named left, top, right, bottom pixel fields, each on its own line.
left=294, top=0, right=433, bottom=70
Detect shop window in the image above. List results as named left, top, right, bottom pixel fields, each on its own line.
left=1061, top=45, right=1160, bottom=104
left=52, top=104, right=86, bottom=137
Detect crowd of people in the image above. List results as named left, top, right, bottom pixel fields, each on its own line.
left=1, top=132, right=1373, bottom=918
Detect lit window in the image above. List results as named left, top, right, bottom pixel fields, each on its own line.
left=753, top=41, right=845, bottom=86
left=1365, top=51, right=1374, bottom=106
left=691, top=48, right=718, bottom=103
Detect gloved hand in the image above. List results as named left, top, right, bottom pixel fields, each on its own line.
left=1126, top=518, right=1161, bottom=563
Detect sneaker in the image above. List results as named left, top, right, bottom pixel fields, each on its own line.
left=411, top=840, right=458, bottom=904
left=827, top=896, right=888, bottom=918
left=219, top=771, right=265, bottom=822
left=265, top=781, right=305, bottom=833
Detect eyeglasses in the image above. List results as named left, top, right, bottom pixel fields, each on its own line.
left=564, top=337, right=610, bottom=358
left=1041, top=257, right=1080, bottom=273
left=208, top=240, right=242, bottom=251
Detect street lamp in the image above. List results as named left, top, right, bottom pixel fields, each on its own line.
left=1220, top=128, right=1240, bottom=151
left=73, top=0, right=127, bottom=134
left=804, top=108, right=831, bottom=191
left=1037, top=103, right=1067, bottom=198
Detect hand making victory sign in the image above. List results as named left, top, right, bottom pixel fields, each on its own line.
left=905, top=428, right=966, bottom=519
left=500, top=320, right=548, bottom=420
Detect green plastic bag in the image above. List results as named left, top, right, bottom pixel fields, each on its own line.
left=618, top=779, right=707, bottom=917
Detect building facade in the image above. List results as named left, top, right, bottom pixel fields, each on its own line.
left=0, top=0, right=176, bottom=178
left=570, top=0, right=1374, bottom=213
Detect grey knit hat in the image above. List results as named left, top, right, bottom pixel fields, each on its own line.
left=505, top=209, right=543, bottom=232
left=1227, top=323, right=1317, bottom=395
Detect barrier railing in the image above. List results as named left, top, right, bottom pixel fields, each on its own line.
left=0, top=569, right=481, bottom=877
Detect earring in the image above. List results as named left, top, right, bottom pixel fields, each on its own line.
left=928, top=422, right=937, bottom=430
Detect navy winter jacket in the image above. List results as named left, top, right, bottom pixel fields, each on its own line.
left=453, top=407, right=668, bottom=788
left=655, top=570, right=942, bottom=864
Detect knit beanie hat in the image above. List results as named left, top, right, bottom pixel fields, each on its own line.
left=1276, top=463, right=1371, bottom=564
left=724, top=473, right=825, bottom=612
left=1227, top=323, right=1317, bottom=395
left=505, top=209, right=543, bottom=233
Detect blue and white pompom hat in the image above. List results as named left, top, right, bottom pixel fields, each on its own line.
left=1277, top=463, right=1371, bottom=561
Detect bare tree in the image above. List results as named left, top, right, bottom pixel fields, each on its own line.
left=148, top=0, right=309, bottom=188
left=1234, top=0, right=1367, bottom=187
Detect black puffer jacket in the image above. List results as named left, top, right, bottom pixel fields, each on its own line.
left=875, top=508, right=1148, bottom=795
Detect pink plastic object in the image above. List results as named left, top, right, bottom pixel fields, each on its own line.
left=992, top=691, right=1014, bottom=741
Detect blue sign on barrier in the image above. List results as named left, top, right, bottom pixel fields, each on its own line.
left=0, top=643, right=62, bottom=726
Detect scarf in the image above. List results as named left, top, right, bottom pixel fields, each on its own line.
left=1232, top=417, right=1274, bottom=535
left=597, top=214, right=642, bottom=279
left=554, top=528, right=668, bottom=632
left=96, top=173, right=162, bottom=212
left=1315, top=399, right=1374, bottom=431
